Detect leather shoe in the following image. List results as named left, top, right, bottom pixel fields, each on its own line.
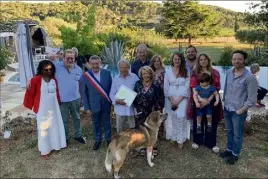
left=93, top=141, right=101, bottom=150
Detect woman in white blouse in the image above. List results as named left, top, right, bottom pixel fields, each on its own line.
left=164, top=52, right=190, bottom=149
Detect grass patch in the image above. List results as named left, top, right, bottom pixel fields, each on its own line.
left=1, top=109, right=268, bottom=178
left=168, top=40, right=251, bottom=63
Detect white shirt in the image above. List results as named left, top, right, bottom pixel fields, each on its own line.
left=109, top=73, right=139, bottom=116
left=93, top=70, right=101, bottom=82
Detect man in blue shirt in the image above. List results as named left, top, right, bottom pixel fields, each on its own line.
left=220, top=50, right=258, bottom=165
left=54, top=49, right=85, bottom=146
left=131, top=44, right=150, bottom=77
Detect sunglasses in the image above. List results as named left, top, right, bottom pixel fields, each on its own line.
left=44, top=68, right=52, bottom=72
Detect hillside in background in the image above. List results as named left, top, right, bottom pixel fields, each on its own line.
left=0, top=1, right=250, bottom=45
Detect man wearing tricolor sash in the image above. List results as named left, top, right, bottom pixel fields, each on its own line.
left=80, top=55, right=112, bottom=150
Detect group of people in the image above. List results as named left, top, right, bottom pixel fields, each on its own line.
left=23, top=43, right=267, bottom=166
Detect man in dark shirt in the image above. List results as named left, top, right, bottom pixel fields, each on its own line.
left=131, top=44, right=150, bottom=77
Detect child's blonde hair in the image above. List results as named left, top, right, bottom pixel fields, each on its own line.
left=250, top=63, right=260, bottom=74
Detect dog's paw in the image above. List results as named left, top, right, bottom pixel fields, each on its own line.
left=151, top=155, right=154, bottom=160
left=149, top=162, right=155, bottom=167
left=114, top=174, right=120, bottom=179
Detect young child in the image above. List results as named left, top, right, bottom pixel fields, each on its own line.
left=250, top=63, right=268, bottom=107
left=193, top=73, right=219, bottom=134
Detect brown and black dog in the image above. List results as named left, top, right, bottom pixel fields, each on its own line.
left=105, top=111, right=167, bottom=179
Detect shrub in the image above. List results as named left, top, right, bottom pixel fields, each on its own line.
left=246, top=46, right=268, bottom=66
left=217, top=46, right=234, bottom=66
left=0, top=47, right=12, bottom=70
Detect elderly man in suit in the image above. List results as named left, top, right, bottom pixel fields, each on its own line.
left=80, top=55, right=112, bottom=150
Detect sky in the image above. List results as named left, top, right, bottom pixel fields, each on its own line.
left=2, top=0, right=261, bottom=13
left=199, top=1, right=260, bottom=13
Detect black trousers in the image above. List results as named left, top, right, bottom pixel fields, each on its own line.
left=192, top=98, right=221, bottom=149
left=257, top=86, right=268, bottom=101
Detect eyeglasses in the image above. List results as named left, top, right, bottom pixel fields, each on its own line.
left=44, top=68, right=52, bottom=72
left=66, top=57, right=74, bottom=61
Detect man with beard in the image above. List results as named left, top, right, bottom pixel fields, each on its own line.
left=131, top=44, right=150, bottom=77
left=220, top=50, right=258, bottom=165
left=186, top=45, right=198, bottom=129
left=185, top=45, right=198, bottom=74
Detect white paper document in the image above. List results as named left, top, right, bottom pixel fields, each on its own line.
left=115, top=85, right=137, bottom=107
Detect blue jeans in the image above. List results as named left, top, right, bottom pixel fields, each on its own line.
left=223, top=108, right=247, bottom=156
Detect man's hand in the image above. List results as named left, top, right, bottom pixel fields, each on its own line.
left=236, top=108, right=244, bottom=115
left=116, top=99, right=126, bottom=105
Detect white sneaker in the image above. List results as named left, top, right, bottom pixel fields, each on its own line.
left=212, top=146, right=220, bottom=153
left=192, top=143, right=199, bottom=149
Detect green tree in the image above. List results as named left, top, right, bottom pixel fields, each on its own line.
left=59, top=5, right=100, bottom=55
left=245, top=0, right=268, bottom=29
left=161, top=0, right=221, bottom=44
left=234, top=15, right=239, bottom=32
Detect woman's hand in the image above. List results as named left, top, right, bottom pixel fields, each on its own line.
left=26, top=80, right=31, bottom=89
left=200, top=99, right=210, bottom=108
left=169, top=97, right=176, bottom=107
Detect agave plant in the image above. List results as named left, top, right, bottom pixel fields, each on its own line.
left=100, top=40, right=124, bottom=77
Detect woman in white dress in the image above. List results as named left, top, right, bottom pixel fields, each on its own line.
left=164, top=52, right=190, bottom=149
left=23, top=60, right=66, bottom=159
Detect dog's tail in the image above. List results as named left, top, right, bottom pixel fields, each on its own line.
left=105, top=147, right=113, bottom=173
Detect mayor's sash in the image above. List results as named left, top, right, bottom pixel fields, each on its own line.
left=83, top=70, right=112, bottom=104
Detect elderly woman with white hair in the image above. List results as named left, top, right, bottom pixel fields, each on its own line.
left=131, top=43, right=150, bottom=77
left=133, top=66, right=161, bottom=155
left=133, top=66, right=162, bottom=127
left=109, top=59, right=139, bottom=133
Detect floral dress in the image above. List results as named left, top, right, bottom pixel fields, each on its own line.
left=133, top=80, right=160, bottom=127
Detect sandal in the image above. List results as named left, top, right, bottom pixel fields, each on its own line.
left=139, top=148, right=146, bottom=156
left=192, top=143, right=199, bottom=150
left=212, top=146, right=220, bottom=154
left=42, top=154, right=49, bottom=160
left=139, top=148, right=158, bottom=156
left=153, top=148, right=158, bottom=156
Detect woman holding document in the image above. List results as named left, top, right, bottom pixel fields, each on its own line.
left=109, top=59, right=139, bottom=133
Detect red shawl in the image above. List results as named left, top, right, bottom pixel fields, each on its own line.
left=23, top=75, right=60, bottom=114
